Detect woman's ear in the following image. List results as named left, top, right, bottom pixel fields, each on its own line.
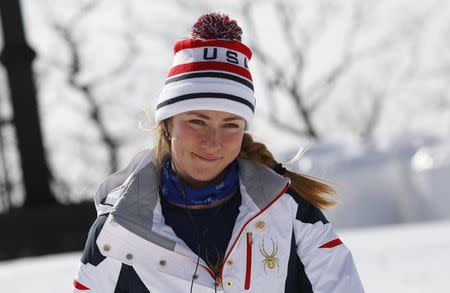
left=162, top=119, right=171, bottom=141
left=162, top=119, right=169, bottom=132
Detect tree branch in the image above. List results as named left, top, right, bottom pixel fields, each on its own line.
left=52, top=20, right=119, bottom=173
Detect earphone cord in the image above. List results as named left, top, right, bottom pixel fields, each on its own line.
left=172, top=164, right=219, bottom=293
left=190, top=245, right=201, bottom=293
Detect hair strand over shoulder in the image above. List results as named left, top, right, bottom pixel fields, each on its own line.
left=238, top=133, right=336, bottom=210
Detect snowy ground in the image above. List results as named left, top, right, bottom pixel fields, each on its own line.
left=340, top=220, right=450, bottom=293
left=0, top=220, right=449, bottom=292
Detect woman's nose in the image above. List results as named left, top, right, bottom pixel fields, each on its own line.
left=201, top=128, right=221, bottom=151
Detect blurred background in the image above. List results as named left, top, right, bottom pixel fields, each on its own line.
left=0, top=0, right=449, bottom=292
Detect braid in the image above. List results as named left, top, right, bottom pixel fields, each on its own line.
left=239, top=134, right=277, bottom=168
left=239, top=133, right=335, bottom=209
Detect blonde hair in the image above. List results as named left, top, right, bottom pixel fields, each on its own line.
left=154, top=124, right=335, bottom=209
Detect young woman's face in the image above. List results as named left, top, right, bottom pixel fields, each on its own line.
left=168, top=110, right=246, bottom=187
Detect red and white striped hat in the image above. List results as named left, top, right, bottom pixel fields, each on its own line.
left=155, top=13, right=255, bottom=128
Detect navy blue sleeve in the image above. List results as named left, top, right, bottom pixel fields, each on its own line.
left=284, top=231, right=314, bottom=293
left=285, top=188, right=329, bottom=224
left=114, top=264, right=151, bottom=293
left=80, top=214, right=108, bottom=266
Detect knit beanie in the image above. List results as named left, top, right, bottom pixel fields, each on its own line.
left=155, top=13, right=255, bottom=128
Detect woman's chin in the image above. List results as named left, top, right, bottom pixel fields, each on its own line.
left=186, top=169, right=222, bottom=187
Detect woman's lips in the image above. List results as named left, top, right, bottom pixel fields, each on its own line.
left=192, top=153, right=220, bottom=161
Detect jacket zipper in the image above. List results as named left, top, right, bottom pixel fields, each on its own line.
left=218, top=183, right=290, bottom=288
left=244, top=232, right=253, bottom=290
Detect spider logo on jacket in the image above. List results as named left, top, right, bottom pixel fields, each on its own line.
left=259, top=237, right=280, bottom=273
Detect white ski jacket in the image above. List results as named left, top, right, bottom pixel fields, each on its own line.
left=73, top=150, right=365, bottom=292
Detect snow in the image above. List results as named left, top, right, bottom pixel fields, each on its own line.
left=341, top=220, right=450, bottom=293
left=1, top=220, right=449, bottom=292
left=0, top=252, right=80, bottom=292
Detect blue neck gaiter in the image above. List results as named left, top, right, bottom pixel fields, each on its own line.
left=160, top=159, right=240, bottom=206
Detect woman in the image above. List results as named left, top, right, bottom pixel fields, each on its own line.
left=73, top=13, right=364, bottom=292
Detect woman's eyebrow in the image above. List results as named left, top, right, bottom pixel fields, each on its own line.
left=186, top=112, right=210, bottom=119
left=186, top=112, right=244, bottom=122
left=223, top=117, right=244, bottom=122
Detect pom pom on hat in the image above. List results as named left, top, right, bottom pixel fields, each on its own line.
left=155, top=13, right=255, bottom=128
left=191, top=12, right=242, bottom=41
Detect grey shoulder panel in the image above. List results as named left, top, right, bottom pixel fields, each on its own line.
left=110, top=160, right=176, bottom=251
left=95, top=149, right=153, bottom=213
left=238, top=159, right=290, bottom=210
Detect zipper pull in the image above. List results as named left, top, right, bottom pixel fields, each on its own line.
left=247, top=232, right=253, bottom=245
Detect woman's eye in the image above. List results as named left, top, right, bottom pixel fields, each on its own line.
left=224, top=123, right=239, bottom=128
left=189, top=119, right=205, bottom=125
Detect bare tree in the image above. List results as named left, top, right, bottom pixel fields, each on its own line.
left=43, top=0, right=139, bottom=174
left=241, top=0, right=446, bottom=140
left=0, top=56, right=12, bottom=211
left=0, top=117, right=12, bottom=211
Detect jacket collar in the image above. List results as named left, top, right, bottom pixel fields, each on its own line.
left=98, top=149, right=290, bottom=251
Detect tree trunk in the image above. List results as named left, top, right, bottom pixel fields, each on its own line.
left=0, top=0, right=55, bottom=207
